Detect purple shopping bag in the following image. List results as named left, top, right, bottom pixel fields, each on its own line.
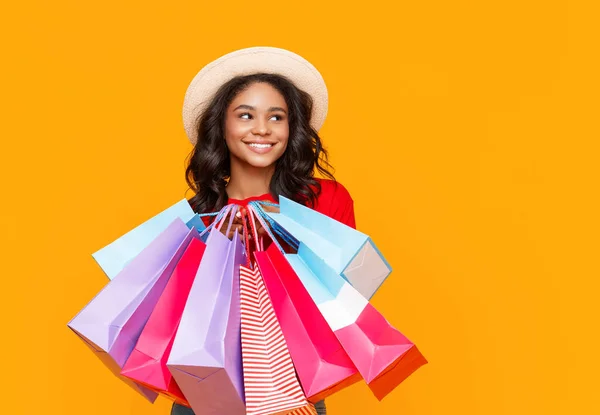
left=68, top=218, right=200, bottom=402
left=167, top=227, right=247, bottom=415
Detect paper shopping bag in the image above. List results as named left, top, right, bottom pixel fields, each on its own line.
left=286, top=243, right=427, bottom=401
left=240, top=263, right=317, bottom=415
left=185, top=214, right=210, bottom=238
left=92, top=199, right=198, bottom=280
left=266, top=196, right=391, bottom=300
left=167, top=229, right=246, bottom=415
left=255, top=244, right=361, bottom=403
left=68, top=218, right=199, bottom=402
left=121, top=236, right=207, bottom=406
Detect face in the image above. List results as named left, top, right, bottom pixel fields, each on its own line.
left=224, top=82, right=290, bottom=169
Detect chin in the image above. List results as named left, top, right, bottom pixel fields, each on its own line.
left=245, top=156, right=279, bottom=168
left=243, top=151, right=285, bottom=168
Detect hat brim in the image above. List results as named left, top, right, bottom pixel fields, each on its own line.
left=182, top=46, right=328, bottom=144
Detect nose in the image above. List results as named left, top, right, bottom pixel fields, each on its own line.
left=251, top=118, right=271, bottom=136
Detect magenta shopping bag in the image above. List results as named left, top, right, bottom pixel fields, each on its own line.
left=255, top=245, right=361, bottom=403
left=167, top=218, right=247, bottom=415
left=68, top=219, right=200, bottom=402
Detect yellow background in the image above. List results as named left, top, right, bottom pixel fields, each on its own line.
left=1, top=1, right=598, bottom=414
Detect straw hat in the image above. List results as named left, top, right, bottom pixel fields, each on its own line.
left=182, top=46, right=328, bottom=145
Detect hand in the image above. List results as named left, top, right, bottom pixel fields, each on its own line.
left=217, top=203, right=280, bottom=241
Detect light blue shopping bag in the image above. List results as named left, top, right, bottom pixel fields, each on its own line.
left=92, top=199, right=202, bottom=280
left=263, top=196, right=392, bottom=300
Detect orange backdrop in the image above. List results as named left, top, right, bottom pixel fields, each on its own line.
left=1, top=1, right=599, bottom=414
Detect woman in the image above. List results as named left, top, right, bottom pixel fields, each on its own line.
left=174, top=46, right=356, bottom=415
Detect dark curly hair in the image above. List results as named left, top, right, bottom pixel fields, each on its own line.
left=185, top=72, right=335, bottom=214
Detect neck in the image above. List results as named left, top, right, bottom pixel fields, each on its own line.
left=226, top=159, right=275, bottom=200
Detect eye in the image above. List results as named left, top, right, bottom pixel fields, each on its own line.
left=270, top=114, right=285, bottom=121
left=239, top=112, right=252, bottom=120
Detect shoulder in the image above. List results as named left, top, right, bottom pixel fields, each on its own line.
left=310, top=178, right=356, bottom=228
left=312, top=178, right=354, bottom=214
left=315, top=178, right=353, bottom=202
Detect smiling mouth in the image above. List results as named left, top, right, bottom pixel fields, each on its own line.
left=246, top=143, right=275, bottom=149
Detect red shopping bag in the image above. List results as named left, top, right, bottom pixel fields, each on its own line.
left=240, top=263, right=316, bottom=415
left=255, top=244, right=361, bottom=403
left=121, top=237, right=207, bottom=406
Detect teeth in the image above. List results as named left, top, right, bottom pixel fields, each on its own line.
left=248, top=143, right=273, bottom=148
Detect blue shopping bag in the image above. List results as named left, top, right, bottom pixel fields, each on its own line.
left=92, top=199, right=202, bottom=279
left=262, top=196, right=392, bottom=300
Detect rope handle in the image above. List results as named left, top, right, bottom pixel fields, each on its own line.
left=198, top=204, right=230, bottom=239
left=249, top=201, right=299, bottom=250
left=246, top=205, right=286, bottom=254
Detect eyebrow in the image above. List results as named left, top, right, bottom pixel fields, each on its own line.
left=233, top=104, right=287, bottom=113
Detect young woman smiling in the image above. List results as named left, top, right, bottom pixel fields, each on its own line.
left=173, top=47, right=356, bottom=415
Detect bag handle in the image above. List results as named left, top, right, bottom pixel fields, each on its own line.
left=215, top=205, right=234, bottom=232
left=247, top=204, right=286, bottom=254
left=241, top=207, right=253, bottom=268
left=247, top=205, right=260, bottom=246
left=223, top=205, right=239, bottom=237
left=198, top=204, right=231, bottom=239
left=249, top=201, right=299, bottom=250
